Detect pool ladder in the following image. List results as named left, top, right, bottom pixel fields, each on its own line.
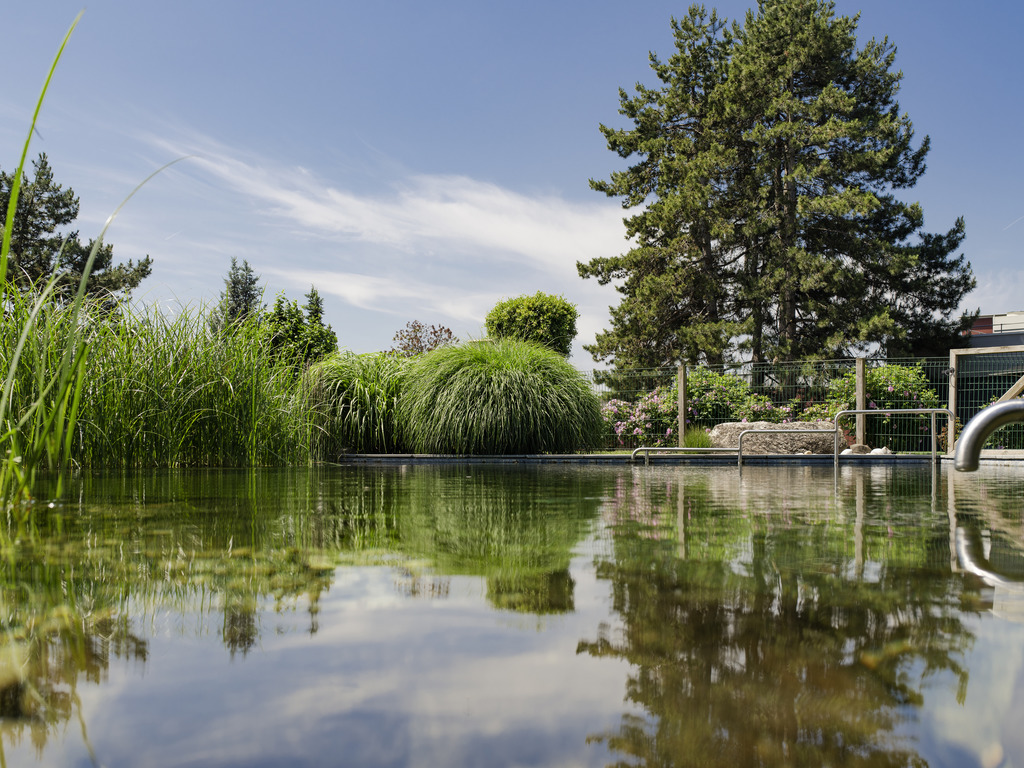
left=954, top=400, right=1024, bottom=472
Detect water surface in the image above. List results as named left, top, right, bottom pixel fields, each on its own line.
left=2, top=464, right=1022, bottom=767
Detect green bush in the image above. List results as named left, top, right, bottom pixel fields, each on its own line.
left=400, top=339, right=602, bottom=454
left=686, top=368, right=787, bottom=427
left=303, top=352, right=406, bottom=456
left=485, top=292, right=578, bottom=357
left=821, top=364, right=941, bottom=450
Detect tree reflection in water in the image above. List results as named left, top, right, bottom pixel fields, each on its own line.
left=579, top=466, right=989, bottom=768
left=0, top=465, right=608, bottom=760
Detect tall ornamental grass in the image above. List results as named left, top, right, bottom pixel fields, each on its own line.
left=5, top=304, right=311, bottom=470
left=400, top=339, right=603, bottom=455
left=75, top=307, right=310, bottom=468
left=303, top=352, right=406, bottom=456
left=2, top=14, right=90, bottom=510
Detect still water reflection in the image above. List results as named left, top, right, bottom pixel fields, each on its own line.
left=2, top=464, right=1022, bottom=767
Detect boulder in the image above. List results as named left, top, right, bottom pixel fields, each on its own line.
left=709, top=420, right=837, bottom=454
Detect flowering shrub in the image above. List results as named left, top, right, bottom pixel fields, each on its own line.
left=603, top=369, right=793, bottom=448
left=686, top=367, right=789, bottom=427
left=601, top=363, right=946, bottom=452
left=818, top=364, right=941, bottom=450
left=602, top=386, right=677, bottom=448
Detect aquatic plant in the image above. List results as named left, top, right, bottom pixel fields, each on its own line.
left=74, top=307, right=309, bottom=468
left=400, top=339, right=603, bottom=454
left=1, top=15, right=92, bottom=511
left=303, top=351, right=407, bottom=456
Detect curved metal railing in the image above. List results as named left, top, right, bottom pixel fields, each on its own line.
left=954, top=400, right=1024, bottom=472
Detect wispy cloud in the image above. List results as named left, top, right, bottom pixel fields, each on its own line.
left=182, top=149, right=625, bottom=280
left=137, top=131, right=626, bottom=358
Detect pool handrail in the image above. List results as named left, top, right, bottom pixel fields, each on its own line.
left=632, top=406, right=956, bottom=467
left=631, top=446, right=737, bottom=465
left=954, top=400, right=1024, bottom=472
left=737, top=427, right=837, bottom=466
left=832, top=408, right=954, bottom=467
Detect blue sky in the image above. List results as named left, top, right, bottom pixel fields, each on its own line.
left=4, top=1, right=1022, bottom=363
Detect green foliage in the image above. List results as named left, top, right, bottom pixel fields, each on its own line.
left=683, top=427, right=714, bottom=449
left=580, top=7, right=738, bottom=368
left=209, top=257, right=262, bottom=331
left=823, top=364, right=941, bottom=450
left=303, top=352, right=406, bottom=456
left=389, top=320, right=458, bottom=356
left=2, top=14, right=92, bottom=512
left=485, top=292, right=579, bottom=357
left=400, top=339, right=602, bottom=454
left=685, top=367, right=782, bottom=428
left=65, top=305, right=310, bottom=468
left=1, top=153, right=152, bottom=304
left=581, top=1, right=975, bottom=369
left=263, top=287, right=338, bottom=368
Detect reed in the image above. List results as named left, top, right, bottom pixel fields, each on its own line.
left=400, top=339, right=603, bottom=455
left=2, top=14, right=89, bottom=511
left=73, top=306, right=310, bottom=468
left=303, top=351, right=407, bottom=456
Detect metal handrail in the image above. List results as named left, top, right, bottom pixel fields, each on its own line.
left=631, top=446, right=737, bottom=465
left=954, top=400, right=1024, bottom=471
left=832, top=408, right=954, bottom=467
left=631, top=406, right=956, bottom=467
left=737, top=428, right=837, bottom=466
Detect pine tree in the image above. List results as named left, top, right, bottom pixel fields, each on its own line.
left=579, top=7, right=740, bottom=368
left=264, top=287, right=337, bottom=367
left=724, top=0, right=974, bottom=361
left=210, top=257, right=262, bottom=332
left=0, top=153, right=152, bottom=302
left=580, top=1, right=975, bottom=368
left=301, top=286, right=338, bottom=362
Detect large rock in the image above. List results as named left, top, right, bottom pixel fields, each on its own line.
left=709, top=420, right=838, bottom=454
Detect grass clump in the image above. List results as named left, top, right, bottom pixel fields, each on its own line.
left=682, top=427, right=714, bottom=449
left=304, top=352, right=406, bottom=456
left=400, top=339, right=602, bottom=455
left=77, top=308, right=309, bottom=468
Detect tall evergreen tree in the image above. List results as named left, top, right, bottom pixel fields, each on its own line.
left=210, top=257, right=262, bottom=332
left=264, top=287, right=337, bottom=367
left=580, top=1, right=975, bottom=368
left=579, top=7, right=741, bottom=367
left=724, top=0, right=974, bottom=361
left=0, top=153, right=152, bottom=302
left=301, top=286, right=338, bottom=362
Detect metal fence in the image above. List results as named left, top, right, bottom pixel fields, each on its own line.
left=584, top=353, right=1024, bottom=453
left=951, top=347, right=1024, bottom=450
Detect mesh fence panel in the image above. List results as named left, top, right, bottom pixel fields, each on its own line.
left=954, top=349, right=1024, bottom=449
left=584, top=357, right=965, bottom=453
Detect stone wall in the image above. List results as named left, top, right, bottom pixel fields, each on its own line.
left=709, top=420, right=837, bottom=454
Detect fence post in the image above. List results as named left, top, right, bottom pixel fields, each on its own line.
left=948, top=349, right=958, bottom=454
left=678, top=363, right=687, bottom=448
left=855, top=357, right=866, bottom=445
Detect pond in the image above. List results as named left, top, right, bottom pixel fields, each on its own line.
left=2, top=463, right=1023, bottom=767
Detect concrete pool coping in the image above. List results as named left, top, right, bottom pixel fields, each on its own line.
left=336, top=451, right=1024, bottom=466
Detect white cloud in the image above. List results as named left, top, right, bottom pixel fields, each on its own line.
left=188, top=152, right=625, bottom=278
left=133, top=132, right=628, bottom=358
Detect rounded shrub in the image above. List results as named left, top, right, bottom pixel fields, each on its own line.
left=303, top=351, right=407, bottom=456
left=400, top=339, right=602, bottom=454
left=484, top=292, right=578, bottom=357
